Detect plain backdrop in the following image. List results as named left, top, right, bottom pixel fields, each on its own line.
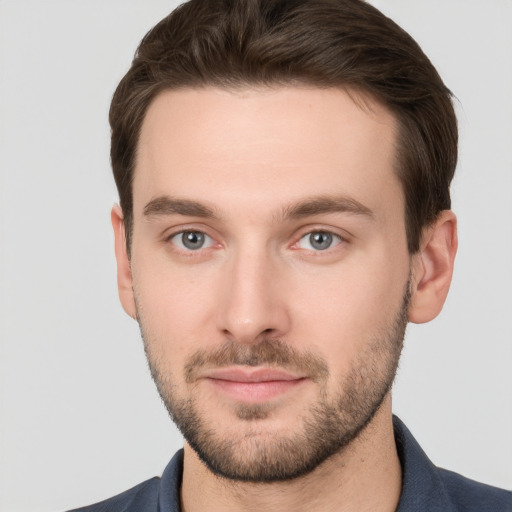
left=0, top=1, right=511, bottom=511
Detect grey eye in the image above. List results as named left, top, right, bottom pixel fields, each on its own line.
left=298, top=231, right=341, bottom=251
left=309, top=232, right=333, bottom=250
left=182, top=231, right=204, bottom=249
left=171, top=231, right=213, bottom=251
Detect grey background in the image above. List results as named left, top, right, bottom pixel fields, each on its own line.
left=0, top=1, right=510, bottom=510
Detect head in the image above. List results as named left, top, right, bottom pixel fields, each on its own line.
left=110, top=0, right=458, bottom=482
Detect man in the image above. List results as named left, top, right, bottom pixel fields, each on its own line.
left=71, top=0, right=511, bottom=510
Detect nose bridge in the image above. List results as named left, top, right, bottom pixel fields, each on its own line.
left=217, top=239, right=289, bottom=344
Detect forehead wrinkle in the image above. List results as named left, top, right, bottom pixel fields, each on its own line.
left=277, top=195, right=375, bottom=223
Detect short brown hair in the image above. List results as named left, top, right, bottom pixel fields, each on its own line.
left=110, top=0, right=457, bottom=254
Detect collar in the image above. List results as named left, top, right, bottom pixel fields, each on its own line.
left=393, top=415, right=453, bottom=511
left=156, top=416, right=454, bottom=512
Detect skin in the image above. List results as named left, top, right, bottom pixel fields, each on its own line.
left=112, top=86, right=457, bottom=512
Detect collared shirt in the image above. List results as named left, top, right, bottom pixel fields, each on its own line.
left=69, top=416, right=511, bottom=511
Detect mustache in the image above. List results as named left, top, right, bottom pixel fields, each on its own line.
left=184, top=338, right=329, bottom=384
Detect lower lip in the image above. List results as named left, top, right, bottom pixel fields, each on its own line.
left=206, top=378, right=306, bottom=402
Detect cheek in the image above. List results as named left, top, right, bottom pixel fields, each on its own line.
left=132, top=259, right=220, bottom=363
left=288, top=252, right=409, bottom=367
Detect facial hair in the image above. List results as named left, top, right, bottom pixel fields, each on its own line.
left=138, top=284, right=410, bottom=483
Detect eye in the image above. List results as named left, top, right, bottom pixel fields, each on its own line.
left=297, top=231, right=342, bottom=251
left=170, top=230, right=214, bottom=251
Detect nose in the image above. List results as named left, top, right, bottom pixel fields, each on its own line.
left=216, top=246, right=291, bottom=345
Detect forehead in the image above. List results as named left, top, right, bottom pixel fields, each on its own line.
left=134, top=86, right=401, bottom=221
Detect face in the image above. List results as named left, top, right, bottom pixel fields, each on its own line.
left=126, top=87, right=412, bottom=481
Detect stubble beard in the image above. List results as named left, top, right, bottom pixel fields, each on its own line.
left=137, top=286, right=410, bottom=483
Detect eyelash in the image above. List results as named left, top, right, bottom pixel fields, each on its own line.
left=164, top=227, right=348, bottom=256
left=166, top=230, right=217, bottom=254
left=294, top=231, right=344, bottom=252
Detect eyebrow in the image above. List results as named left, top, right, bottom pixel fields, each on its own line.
left=142, top=194, right=374, bottom=222
left=143, top=196, right=217, bottom=219
left=280, top=195, right=374, bottom=221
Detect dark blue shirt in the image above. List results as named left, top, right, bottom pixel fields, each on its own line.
left=69, top=417, right=511, bottom=511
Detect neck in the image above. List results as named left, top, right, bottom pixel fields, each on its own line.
left=180, top=396, right=402, bottom=512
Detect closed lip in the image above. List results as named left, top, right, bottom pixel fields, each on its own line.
left=201, top=367, right=306, bottom=383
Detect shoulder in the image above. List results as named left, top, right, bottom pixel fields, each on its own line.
left=66, top=477, right=160, bottom=512
left=438, top=468, right=512, bottom=512
left=393, top=416, right=511, bottom=512
left=66, top=449, right=184, bottom=512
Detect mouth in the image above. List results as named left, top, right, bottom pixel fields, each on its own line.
left=201, top=367, right=308, bottom=403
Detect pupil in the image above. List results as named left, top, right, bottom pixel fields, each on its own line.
left=310, top=232, right=332, bottom=250
left=182, top=231, right=204, bottom=249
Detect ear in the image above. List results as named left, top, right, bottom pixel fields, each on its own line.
left=111, top=205, right=137, bottom=319
left=408, top=210, right=458, bottom=324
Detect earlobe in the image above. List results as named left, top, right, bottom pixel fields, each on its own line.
left=408, top=210, right=458, bottom=324
left=111, top=205, right=137, bottom=319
